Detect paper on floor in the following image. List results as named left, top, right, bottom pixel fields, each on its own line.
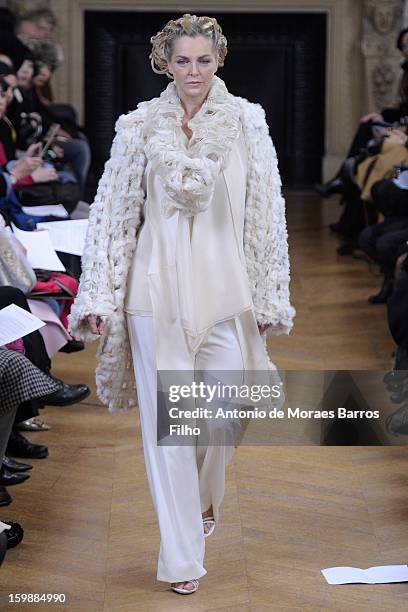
left=0, top=303, right=45, bottom=346
left=11, top=224, right=65, bottom=271
left=322, top=565, right=408, bottom=585
left=37, top=219, right=88, bottom=256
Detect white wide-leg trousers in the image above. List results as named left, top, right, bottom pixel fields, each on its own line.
left=127, top=314, right=243, bottom=583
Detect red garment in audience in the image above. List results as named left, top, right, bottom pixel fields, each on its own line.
left=33, top=273, right=79, bottom=330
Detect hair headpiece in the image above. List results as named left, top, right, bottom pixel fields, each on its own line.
left=150, top=14, right=227, bottom=78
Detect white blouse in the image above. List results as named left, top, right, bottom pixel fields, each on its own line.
left=125, top=125, right=271, bottom=372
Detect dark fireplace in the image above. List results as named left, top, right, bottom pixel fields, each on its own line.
left=85, top=11, right=326, bottom=188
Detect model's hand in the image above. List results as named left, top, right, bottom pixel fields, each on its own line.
left=258, top=323, right=271, bottom=335
left=87, top=315, right=106, bottom=335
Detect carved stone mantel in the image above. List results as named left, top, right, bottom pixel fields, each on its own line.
left=48, top=0, right=364, bottom=179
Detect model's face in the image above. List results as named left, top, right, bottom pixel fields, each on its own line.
left=167, top=35, right=218, bottom=101
left=17, top=59, right=34, bottom=88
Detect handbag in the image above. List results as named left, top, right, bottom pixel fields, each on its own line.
left=16, top=180, right=80, bottom=212
left=27, top=270, right=78, bottom=300
left=0, top=226, right=36, bottom=292
left=27, top=270, right=79, bottom=330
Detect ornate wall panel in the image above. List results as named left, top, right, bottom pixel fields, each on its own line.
left=362, top=0, right=404, bottom=111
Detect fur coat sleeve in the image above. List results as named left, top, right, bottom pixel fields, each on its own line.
left=68, top=109, right=147, bottom=343
left=68, top=107, right=147, bottom=412
left=239, top=99, right=295, bottom=335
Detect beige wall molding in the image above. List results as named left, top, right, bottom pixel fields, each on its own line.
left=50, top=0, right=365, bottom=180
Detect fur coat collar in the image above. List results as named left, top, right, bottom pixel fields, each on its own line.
left=143, top=76, right=241, bottom=218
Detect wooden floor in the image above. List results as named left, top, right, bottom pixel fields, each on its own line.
left=2, top=193, right=408, bottom=611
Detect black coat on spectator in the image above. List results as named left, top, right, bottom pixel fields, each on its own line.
left=387, top=275, right=408, bottom=348
left=372, top=179, right=408, bottom=217
left=382, top=61, right=408, bottom=124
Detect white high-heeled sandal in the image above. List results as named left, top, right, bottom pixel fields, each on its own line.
left=203, top=516, right=216, bottom=538
left=171, top=579, right=199, bottom=594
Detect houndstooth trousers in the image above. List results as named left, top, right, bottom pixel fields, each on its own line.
left=0, top=347, right=61, bottom=463
left=0, top=347, right=60, bottom=416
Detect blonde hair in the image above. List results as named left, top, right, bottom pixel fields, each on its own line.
left=150, top=14, right=227, bottom=78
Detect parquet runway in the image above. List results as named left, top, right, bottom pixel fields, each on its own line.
left=2, top=193, right=408, bottom=611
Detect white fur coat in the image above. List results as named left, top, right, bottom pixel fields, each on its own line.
left=68, top=76, right=295, bottom=412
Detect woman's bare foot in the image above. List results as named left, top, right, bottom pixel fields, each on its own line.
left=171, top=581, right=195, bottom=590
left=170, top=579, right=199, bottom=594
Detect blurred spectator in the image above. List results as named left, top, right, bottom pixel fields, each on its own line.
left=0, top=30, right=90, bottom=201
left=12, top=6, right=57, bottom=40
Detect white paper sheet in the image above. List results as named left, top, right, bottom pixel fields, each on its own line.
left=0, top=521, right=11, bottom=533
left=0, top=303, right=46, bottom=346
left=321, top=565, right=408, bottom=585
left=36, top=219, right=88, bottom=256
left=11, top=224, right=65, bottom=272
left=22, top=204, right=69, bottom=218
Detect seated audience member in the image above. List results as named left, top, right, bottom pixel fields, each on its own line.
left=22, top=37, right=90, bottom=202
left=0, top=285, right=90, bottom=466
left=0, top=345, right=61, bottom=502
left=0, top=74, right=80, bottom=222
left=358, top=172, right=408, bottom=302
left=4, top=4, right=59, bottom=127
left=13, top=6, right=57, bottom=41
left=0, top=31, right=38, bottom=145
left=0, top=73, right=57, bottom=186
left=355, top=127, right=408, bottom=203
left=316, top=27, right=408, bottom=198
left=0, top=4, right=94, bottom=566
left=1, top=28, right=90, bottom=203
left=384, top=254, right=408, bottom=436
left=0, top=214, right=83, bottom=353
left=0, top=60, right=16, bottom=103
left=0, top=344, right=68, bottom=560
left=325, top=126, right=408, bottom=254
left=387, top=253, right=408, bottom=369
